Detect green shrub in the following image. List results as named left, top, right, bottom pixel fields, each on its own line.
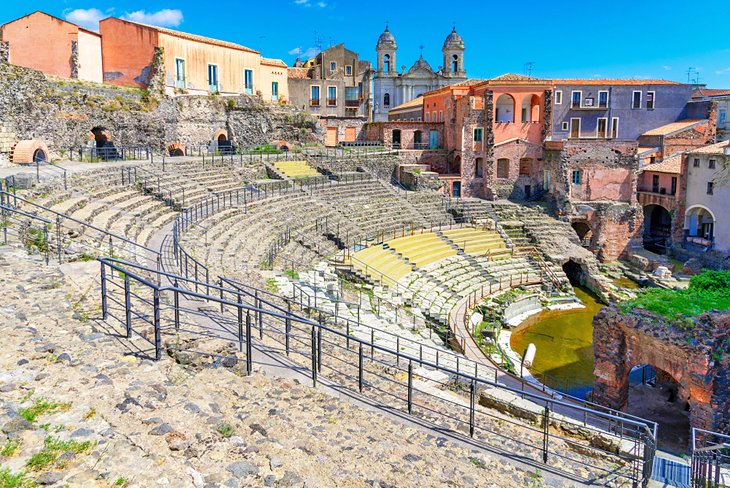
left=0, top=468, right=29, bottom=488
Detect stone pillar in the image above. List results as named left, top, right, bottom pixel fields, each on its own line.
left=70, top=41, right=79, bottom=79
left=483, top=90, right=496, bottom=200
left=0, top=41, right=9, bottom=64
left=542, top=89, right=552, bottom=142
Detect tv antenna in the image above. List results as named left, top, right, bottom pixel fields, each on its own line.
left=524, top=61, right=534, bottom=77
left=686, top=67, right=695, bottom=84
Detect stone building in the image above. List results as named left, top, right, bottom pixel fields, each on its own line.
left=99, top=17, right=287, bottom=102
left=372, top=26, right=467, bottom=122
left=683, top=140, right=730, bottom=253
left=287, top=44, right=371, bottom=118
left=637, top=155, right=683, bottom=254
left=0, top=11, right=103, bottom=83
left=388, top=97, right=424, bottom=122
left=692, top=88, right=730, bottom=142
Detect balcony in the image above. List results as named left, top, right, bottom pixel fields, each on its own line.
left=637, top=187, right=677, bottom=209
left=345, top=99, right=360, bottom=108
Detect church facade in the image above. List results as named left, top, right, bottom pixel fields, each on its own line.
left=372, top=26, right=467, bottom=122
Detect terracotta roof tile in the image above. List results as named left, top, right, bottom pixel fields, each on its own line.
left=389, top=97, right=424, bottom=112
left=641, top=119, right=707, bottom=137
left=687, top=140, right=730, bottom=155
left=287, top=67, right=310, bottom=79
left=692, top=88, right=730, bottom=98
left=555, top=79, right=682, bottom=86
left=641, top=155, right=682, bottom=174
left=261, top=58, right=287, bottom=68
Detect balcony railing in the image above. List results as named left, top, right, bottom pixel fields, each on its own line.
left=345, top=99, right=360, bottom=108
left=637, top=186, right=676, bottom=196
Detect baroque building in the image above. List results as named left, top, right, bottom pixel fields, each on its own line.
left=372, top=26, right=467, bottom=122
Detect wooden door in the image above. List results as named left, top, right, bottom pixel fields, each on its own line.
left=326, top=127, right=338, bottom=147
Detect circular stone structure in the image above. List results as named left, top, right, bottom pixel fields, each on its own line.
left=10, top=139, right=50, bottom=164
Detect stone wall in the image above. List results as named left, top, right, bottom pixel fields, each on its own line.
left=0, top=41, right=8, bottom=64
left=0, top=63, right=319, bottom=157
left=593, top=307, right=730, bottom=437
left=307, top=154, right=401, bottom=181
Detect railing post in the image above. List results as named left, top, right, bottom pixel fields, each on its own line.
left=311, top=324, right=317, bottom=387
left=237, top=294, right=244, bottom=353
left=407, top=361, right=413, bottom=414
left=124, top=274, right=132, bottom=339
left=358, top=343, right=364, bottom=392
left=153, top=288, right=161, bottom=361
left=542, top=405, right=550, bottom=463
left=245, top=310, right=252, bottom=375
left=285, top=301, right=291, bottom=356
left=100, top=262, right=108, bottom=320
left=469, top=380, right=476, bottom=437
left=173, top=279, right=180, bottom=330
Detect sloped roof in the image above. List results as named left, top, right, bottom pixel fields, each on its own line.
left=2, top=10, right=101, bottom=36
left=693, top=88, right=730, bottom=99
left=642, top=119, right=708, bottom=137
left=109, top=18, right=259, bottom=54
left=641, top=154, right=682, bottom=174
left=638, top=147, right=660, bottom=156
left=687, top=140, right=730, bottom=155
left=555, top=79, right=681, bottom=86
left=287, top=67, right=310, bottom=79
left=491, top=73, right=539, bottom=82
left=261, top=58, right=287, bottom=68
left=389, top=97, right=424, bottom=113
left=407, top=56, right=436, bottom=75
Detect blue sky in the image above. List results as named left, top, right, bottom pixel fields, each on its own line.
left=2, top=1, right=730, bottom=87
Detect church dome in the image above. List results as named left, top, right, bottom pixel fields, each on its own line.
left=377, top=26, right=397, bottom=50
left=443, top=27, right=464, bottom=50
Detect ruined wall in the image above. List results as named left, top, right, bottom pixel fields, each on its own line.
left=0, top=63, right=318, bottom=156
left=593, top=307, right=730, bottom=436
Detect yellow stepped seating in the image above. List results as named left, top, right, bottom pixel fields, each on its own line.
left=442, top=228, right=510, bottom=257
left=274, top=160, right=320, bottom=179
left=352, top=245, right=412, bottom=287
left=386, top=232, right=457, bottom=267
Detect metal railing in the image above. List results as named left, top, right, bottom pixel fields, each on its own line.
left=67, top=145, right=151, bottom=162
left=34, top=160, right=68, bottom=190
left=97, top=256, right=657, bottom=486
left=0, top=190, right=159, bottom=268
left=1, top=204, right=52, bottom=264
left=692, top=428, right=730, bottom=488
left=122, top=166, right=189, bottom=209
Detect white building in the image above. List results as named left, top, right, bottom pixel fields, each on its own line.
left=684, top=140, right=730, bottom=253
left=372, top=26, right=467, bottom=122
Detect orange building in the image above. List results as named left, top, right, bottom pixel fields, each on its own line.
left=99, top=17, right=288, bottom=101
left=422, top=74, right=551, bottom=199
left=0, top=11, right=103, bottom=83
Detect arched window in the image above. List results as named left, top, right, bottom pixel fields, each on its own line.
left=451, top=54, right=459, bottom=73
left=475, top=157, right=484, bottom=178
left=384, top=54, right=391, bottom=73
left=497, top=158, right=510, bottom=178
left=384, top=93, right=390, bottom=107
left=495, top=94, right=515, bottom=123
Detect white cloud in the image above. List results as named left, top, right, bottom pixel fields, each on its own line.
left=663, top=65, right=672, bottom=71
left=121, top=9, right=183, bottom=27
left=317, top=1, right=327, bottom=6
left=289, top=46, right=320, bottom=58
left=64, top=8, right=106, bottom=31
left=716, top=67, right=730, bottom=75
left=293, top=0, right=329, bottom=7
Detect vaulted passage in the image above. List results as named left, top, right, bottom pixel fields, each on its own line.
left=643, top=204, right=671, bottom=254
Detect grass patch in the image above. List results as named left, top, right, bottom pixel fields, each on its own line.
left=18, top=398, right=72, bottom=424
left=266, top=278, right=278, bottom=293
left=620, top=270, right=730, bottom=327
left=0, top=439, right=20, bottom=457
left=114, top=477, right=129, bottom=486
left=26, top=436, right=93, bottom=471
left=0, top=468, right=30, bottom=488
left=284, top=269, right=299, bottom=280
left=216, top=423, right=235, bottom=438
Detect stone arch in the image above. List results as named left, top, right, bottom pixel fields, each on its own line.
left=213, top=129, right=228, bottom=143
left=9, top=139, right=50, bottom=164
left=562, top=259, right=586, bottom=286
left=643, top=204, right=672, bottom=254
left=685, top=205, right=715, bottom=242
left=495, top=94, right=515, bottom=123
left=90, top=126, right=112, bottom=147
left=167, top=143, right=186, bottom=157
left=496, top=158, right=510, bottom=178
left=572, top=221, right=592, bottom=245
left=530, top=94, right=541, bottom=122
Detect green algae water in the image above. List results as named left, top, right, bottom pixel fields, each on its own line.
left=509, top=287, right=603, bottom=398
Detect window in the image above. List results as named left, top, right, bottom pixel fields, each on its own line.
left=327, top=86, right=337, bottom=106
left=598, top=91, right=609, bottom=108
left=384, top=93, right=390, bottom=107
left=521, top=107, right=528, bottom=123
left=671, top=177, right=677, bottom=195
left=451, top=54, right=459, bottom=73
left=632, top=91, right=642, bottom=109
left=310, top=86, right=320, bottom=106
left=570, top=118, right=581, bottom=138
left=572, top=170, right=582, bottom=185
left=425, top=113, right=430, bottom=122
left=709, top=159, right=716, bottom=169
left=244, top=69, right=254, bottom=94
left=555, top=91, right=563, bottom=105
left=432, top=111, right=437, bottom=122
left=597, top=118, right=608, bottom=138
left=383, top=54, right=391, bottom=73
left=561, top=121, right=569, bottom=131
left=271, top=81, right=279, bottom=101
left=329, top=61, right=336, bottom=72
left=693, top=158, right=700, bottom=168
left=646, top=91, right=655, bottom=109
left=439, top=110, right=443, bottom=122
left=207, top=64, right=219, bottom=92
left=175, top=58, right=186, bottom=88
left=497, top=159, right=509, bottom=178
left=358, top=82, right=363, bottom=98
left=345, top=65, right=352, bottom=76
left=475, top=158, right=484, bottom=178
left=571, top=91, right=582, bottom=108
left=707, top=182, right=714, bottom=195
left=473, top=127, right=483, bottom=143
left=610, top=117, right=619, bottom=138
left=652, top=175, right=660, bottom=193
left=519, top=158, right=532, bottom=176
left=720, top=111, right=727, bottom=124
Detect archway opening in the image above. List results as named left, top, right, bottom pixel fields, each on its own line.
left=572, top=221, right=592, bottom=246
left=562, top=259, right=585, bottom=286
left=626, top=365, right=690, bottom=454
left=169, top=148, right=184, bottom=157
left=495, top=94, right=515, bottom=123
left=685, top=206, right=715, bottom=246
left=91, top=127, right=110, bottom=147
left=32, top=148, right=47, bottom=163
left=530, top=94, right=540, bottom=122
left=643, top=204, right=672, bottom=254
left=414, top=130, right=423, bottom=147
left=392, top=129, right=401, bottom=148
